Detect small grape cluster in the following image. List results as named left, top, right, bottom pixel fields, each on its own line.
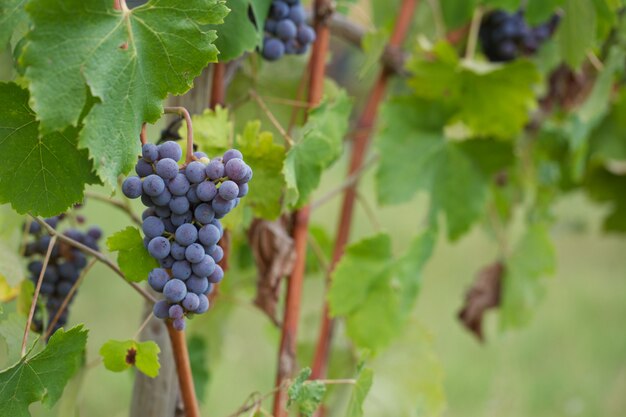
left=261, top=0, right=316, bottom=61
left=479, top=10, right=560, bottom=62
left=122, top=141, right=252, bottom=331
left=25, top=215, right=102, bottom=335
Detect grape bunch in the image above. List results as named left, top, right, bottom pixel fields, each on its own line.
left=24, top=214, right=102, bottom=335
left=261, top=0, right=316, bottom=61
left=122, top=141, right=252, bottom=331
left=479, top=10, right=560, bottom=62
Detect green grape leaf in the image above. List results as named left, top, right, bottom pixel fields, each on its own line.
left=584, top=167, right=626, bottom=233
left=590, top=90, right=626, bottom=162
left=359, top=28, right=389, bottom=79
left=287, top=368, right=326, bottom=417
left=0, top=83, right=96, bottom=216
left=283, top=90, right=352, bottom=207
left=0, top=0, right=27, bottom=46
left=500, top=222, right=556, bottom=329
left=408, top=42, right=540, bottom=139
left=22, top=0, right=229, bottom=186
left=99, top=339, right=160, bottom=378
left=188, top=334, right=210, bottom=403
left=236, top=121, right=286, bottom=219
left=107, top=226, right=158, bottom=282
left=328, top=232, right=435, bottom=352
left=558, top=0, right=596, bottom=69
left=375, top=96, right=512, bottom=240
left=345, top=367, right=373, bottom=417
left=367, top=323, right=446, bottom=417
left=180, top=106, right=233, bottom=157
left=0, top=240, right=24, bottom=287
left=0, top=312, right=37, bottom=369
left=525, top=0, right=565, bottom=25
left=0, top=325, right=87, bottom=417
left=208, top=0, right=271, bottom=61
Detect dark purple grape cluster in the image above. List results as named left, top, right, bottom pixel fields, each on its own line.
left=479, top=10, right=560, bottom=62
left=122, top=141, right=252, bottom=331
left=25, top=214, right=102, bottom=335
left=261, top=0, right=316, bottom=61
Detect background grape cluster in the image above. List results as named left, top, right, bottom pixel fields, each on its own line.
left=261, top=0, right=316, bottom=61
left=24, top=214, right=102, bottom=336
left=122, top=141, right=252, bottom=331
left=479, top=10, right=560, bottom=62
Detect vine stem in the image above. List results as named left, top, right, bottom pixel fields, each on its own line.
left=310, top=0, right=419, bottom=383
left=163, top=106, right=194, bottom=164
left=166, top=323, right=200, bottom=417
left=140, top=123, right=147, bottom=145
left=22, top=234, right=57, bottom=356
left=44, top=258, right=97, bottom=340
left=32, top=217, right=156, bottom=304
left=272, top=1, right=333, bottom=415
left=210, top=62, right=226, bottom=109
left=464, top=6, right=483, bottom=60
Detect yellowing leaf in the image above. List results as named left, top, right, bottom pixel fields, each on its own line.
left=100, top=339, right=160, bottom=378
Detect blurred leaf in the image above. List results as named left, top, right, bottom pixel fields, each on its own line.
left=0, top=325, right=87, bottom=417
left=188, top=335, right=209, bottom=403
left=16, top=279, right=33, bottom=316
left=359, top=29, right=389, bottom=79
left=0, top=0, right=27, bottom=46
left=99, top=339, right=160, bottom=378
left=107, top=227, right=158, bottom=283
left=181, top=106, right=233, bottom=157
left=345, top=367, right=373, bottom=417
left=558, top=0, right=596, bottom=69
left=328, top=232, right=435, bottom=352
left=408, top=43, right=540, bottom=139
left=236, top=121, right=286, bottom=219
left=525, top=0, right=565, bottom=25
left=0, top=82, right=96, bottom=216
left=207, top=0, right=270, bottom=61
left=0, top=275, right=18, bottom=302
left=23, top=0, right=228, bottom=186
left=0, top=240, right=23, bottom=286
left=500, top=222, right=556, bottom=329
left=376, top=96, right=512, bottom=239
left=584, top=167, right=626, bottom=232
left=283, top=90, right=352, bottom=207
left=590, top=91, right=626, bottom=161
left=0, top=312, right=36, bottom=368
left=287, top=368, right=326, bottom=417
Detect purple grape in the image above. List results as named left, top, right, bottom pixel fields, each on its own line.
left=195, top=294, right=210, bottom=314
left=169, top=196, right=190, bottom=215
left=271, top=1, right=289, bottom=19
left=186, top=275, right=209, bottom=294
left=169, top=304, right=184, bottom=319
left=205, top=159, right=225, bottom=180
left=223, top=149, right=243, bottom=164
left=265, top=18, right=278, bottom=33
left=143, top=175, right=165, bottom=197
left=148, top=268, right=169, bottom=292
left=212, top=196, right=234, bottom=215
left=87, top=227, right=102, bottom=240
left=158, top=141, right=182, bottom=162
left=175, top=223, right=198, bottom=246
left=122, top=176, right=142, bottom=199
left=277, top=19, right=297, bottom=40
left=171, top=242, right=186, bottom=260
left=194, top=203, right=215, bottom=224
left=143, top=207, right=156, bottom=220
left=148, top=236, right=171, bottom=259
left=289, top=5, right=305, bottom=24
left=210, top=219, right=223, bottom=238
left=182, top=293, right=200, bottom=311
left=208, top=265, right=224, bottom=284
left=196, top=181, right=218, bottom=201
left=172, top=260, right=192, bottom=280
left=163, top=278, right=187, bottom=303
left=185, top=243, right=205, bottom=263
left=218, top=180, right=239, bottom=201
left=297, top=25, right=316, bottom=45
left=172, top=317, right=186, bottom=331
left=160, top=255, right=175, bottom=269
left=185, top=161, right=207, bottom=183
left=151, top=188, right=172, bottom=206
left=171, top=211, right=193, bottom=227
left=142, top=143, right=159, bottom=162
left=191, top=255, right=216, bottom=277
left=163, top=218, right=176, bottom=233
left=198, top=224, right=220, bottom=247
left=153, top=300, right=170, bottom=319
left=154, top=205, right=171, bottom=218
left=207, top=245, right=224, bottom=263
left=168, top=173, right=190, bottom=196
left=143, top=216, right=165, bottom=238
left=237, top=183, right=249, bottom=197
left=194, top=151, right=208, bottom=159
left=59, top=262, right=79, bottom=281
left=187, top=186, right=200, bottom=204
left=262, top=37, right=285, bottom=61
left=224, top=158, right=248, bottom=181
left=141, top=193, right=153, bottom=207
left=56, top=281, right=73, bottom=297
left=135, top=159, right=154, bottom=177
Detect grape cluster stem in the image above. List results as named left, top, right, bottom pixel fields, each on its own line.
left=163, top=106, right=194, bottom=164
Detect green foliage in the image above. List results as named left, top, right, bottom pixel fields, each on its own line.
left=501, top=222, right=556, bottom=329
left=283, top=90, right=353, bottom=207
left=558, top=0, right=597, bottom=68
left=0, top=83, right=96, bottom=216
left=328, top=231, right=435, bottom=352
left=107, top=227, right=158, bottom=282
left=375, top=96, right=512, bottom=239
left=208, top=0, right=271, bottom=61
left=182, top=106, right=233, bottom=157
left=408, top=42, right=540, bottom=139
left=188, top=334, right=210, bottom=403
left=0, top=325, right=87, bottom=417
left=584, top=167, right=626, bottom=233
left=0, top=312, right=36, bottom=368
left=235, top=121, right=286, bottom=219
left=287, top=368, right=326, bottom=417
left=22, top=0, right=229, bottom=186
left=0, top=0, right=26, bottom=46
left=99, top=339, right=160, bottom=378
left=345, top=366, right=373, bottom=417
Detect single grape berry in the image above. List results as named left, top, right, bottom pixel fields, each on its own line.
left=148, top=236, right=171, bottom=259
left=163, top=279, right=187, bottom=303
left=143, top=175, right=166, bottom=197
left=185, top=161, right=207, bottom=183
left=158, top=141, right=183, bottom=162
left=156, top=158, right=179, bottom=180
left=175, top=223, right=198, bottom=246
left=122, top=176, right=143, bottom=199
left=262, top=37, right=285, bottom=61
left=277, top=19, right=297, bottom=40
left=142, top=143, right=159, bottom=162
left=153, top=300, right=170, bottom=319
